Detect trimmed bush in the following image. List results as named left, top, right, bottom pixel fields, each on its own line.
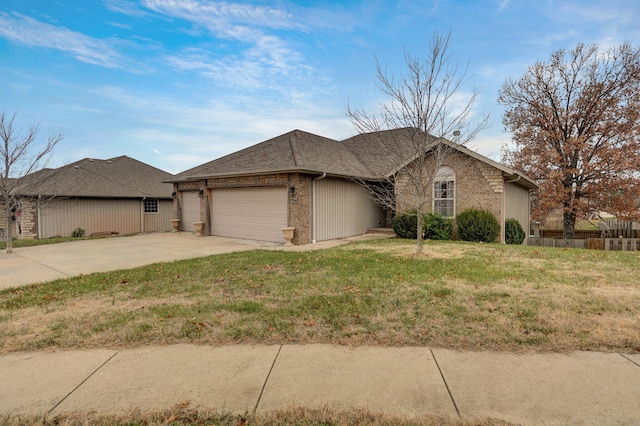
left=423, top=212, right=453, bottom=240
left=392, top=210, right=418, bottom=239
left=505, top=218, right=526, bottom=244
left=456, top=208, right=500, bottom=243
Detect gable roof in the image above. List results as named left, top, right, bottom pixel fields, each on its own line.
left=172, top=130, right=372, bottom=180
left=18, top=156, right=174, bottom=198
left=170, top=129, right=537, bottom=190
left=341, top=128, right=439, bottom=178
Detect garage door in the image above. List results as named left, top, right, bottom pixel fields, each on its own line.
left=211, top=187, right=287, bottom=243
left=180, top=191, right=200, bottom=232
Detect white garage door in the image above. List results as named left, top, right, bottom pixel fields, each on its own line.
left=211, top=187, right=287, bottom=243
left=181, top=191, right=200, bottom=232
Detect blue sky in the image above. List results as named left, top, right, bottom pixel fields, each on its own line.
left=1, top=0, right=639, bottom=174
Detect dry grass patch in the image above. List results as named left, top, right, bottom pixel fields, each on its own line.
left=0, top=239, right=638, bottom=354
left=0, top=405, right=515, bottom=426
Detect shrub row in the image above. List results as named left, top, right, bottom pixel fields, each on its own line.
left=392, top=208, right=526, bottom=244
left=392, top=210, right=453, bottom=241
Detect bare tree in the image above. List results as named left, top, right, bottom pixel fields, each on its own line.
left=499, top=43, right=640, bottom=239
left=347, top=31, right=488, bottom=253
left=0, top=111, right=62, bottom=253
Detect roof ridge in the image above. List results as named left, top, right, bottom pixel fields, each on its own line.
left=289, top=131, right=302, bottom=167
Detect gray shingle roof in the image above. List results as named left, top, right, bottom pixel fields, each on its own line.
left=171, top=130, right=372, bottom=180
left=19, top=156, right=174, bottom=198
left=170, top=129, right=537, bottom=190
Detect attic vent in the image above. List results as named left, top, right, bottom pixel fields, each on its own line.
left=88, top=159, right=94, bottom=162
left=107, top=161, right=112, bottom=164
left=73, top=165, right=80, bottom=169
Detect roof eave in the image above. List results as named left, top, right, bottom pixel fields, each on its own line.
left=166, top=167, right=377, bottom=182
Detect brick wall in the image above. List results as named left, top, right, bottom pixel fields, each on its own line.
left=287, top=173, right=311, bottom=244
left=396, top=152, right=506, bottom=242
left=17, top=198, right=37, bottom=239
left=0, top=197, right=38, bottom=239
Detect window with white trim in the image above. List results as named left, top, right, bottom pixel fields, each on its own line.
left=144, top=199, right=159, bottom=213
left=433, top=166, right=455, bottom=217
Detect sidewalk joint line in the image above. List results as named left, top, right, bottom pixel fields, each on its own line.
left=619, top=353, right=640, bottom=368
left=430, top=349, right=460, bottom=418
left=47, top=350, right=120, bottom=414
left=253, top=345, right=282, bottom=414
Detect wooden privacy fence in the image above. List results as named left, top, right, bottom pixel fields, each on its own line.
left=528, top=237, right=640, bottom=251
left=538, top=228, right=638, bottom=239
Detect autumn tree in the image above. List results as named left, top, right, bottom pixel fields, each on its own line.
left=499, top=43, right=640, bottom=239
left=347, top=31, right=487, bottom=254
left=0, top=111, right=62, bottom=253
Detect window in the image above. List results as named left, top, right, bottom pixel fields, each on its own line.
left=144, top=199, right=159, bottom=213
left=433, top=166, right=455, bottom=217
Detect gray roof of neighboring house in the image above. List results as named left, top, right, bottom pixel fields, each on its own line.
left=18, top=156, right=174, bottom=198
left=170, top=129, right=537, bottom=190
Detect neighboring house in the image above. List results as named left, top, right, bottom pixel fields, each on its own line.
left=169, top=129, right=537, bottom=245
left=1, top=156, right=174, bottom=239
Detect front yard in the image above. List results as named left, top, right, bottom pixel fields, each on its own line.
left=1, top=238, right=638, bottom=354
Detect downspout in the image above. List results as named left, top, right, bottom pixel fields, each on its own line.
left=311, top=172, right=327, bottom=244
left=505, top=174, right=521, bottom=183
left=37, top=195, right=41, bottom=239
left=141, top=197, right=145, bottom=234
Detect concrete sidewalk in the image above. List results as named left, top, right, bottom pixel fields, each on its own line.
left=1, top=344, right=639, bottom=424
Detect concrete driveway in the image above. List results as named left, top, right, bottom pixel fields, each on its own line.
left=0, top=232, right=379, bottom=290
left=0, top=233, right=283, bottom=290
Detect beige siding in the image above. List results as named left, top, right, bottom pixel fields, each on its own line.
left=39, top=199, right=141, bottom=238
left=314, top=178, right=383, bottom=242
left=505, top=182, right=531, bottom=238
left=143, top=200, right=173, bottom=233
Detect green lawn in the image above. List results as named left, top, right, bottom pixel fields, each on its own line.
left=1, top=238, right=638, bottom=354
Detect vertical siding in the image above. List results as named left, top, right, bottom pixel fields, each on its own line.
left=39, top=198, right=141, bottom=238
left=505, top=183, right=531, bottom=238
left=143, top=200, right=172, bottom=232
left=314, top=178, right=383, bottom=241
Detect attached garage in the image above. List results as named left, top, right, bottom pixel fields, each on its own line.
left=210, top=187, right=288, bottom=243
left=180, top=191, right=200, bottom=232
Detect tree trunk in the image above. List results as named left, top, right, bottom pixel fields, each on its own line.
left=563, top=209, right=576, bottom=240
left=5, top=219, right=13, bottom=254
left=415, top=207, right=424, bottom=254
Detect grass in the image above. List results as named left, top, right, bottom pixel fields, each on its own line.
left=1, top=238, right=638, bottom=354
left=0, top=406, right=515, bottom=426
left=0, top=235, right=106, bottom=250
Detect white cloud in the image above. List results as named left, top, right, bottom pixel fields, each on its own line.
left=128, top=0, right=320, bottom=93
left=104, top=0, right=150, bottom=17
left=0, top=12, right=129, bottom=69
left=141, top=0, right=300, bottom=31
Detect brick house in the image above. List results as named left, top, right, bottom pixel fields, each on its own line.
left=1, top=156, right=174, bottom=239
left=168, top=129, right=537, bottom=245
